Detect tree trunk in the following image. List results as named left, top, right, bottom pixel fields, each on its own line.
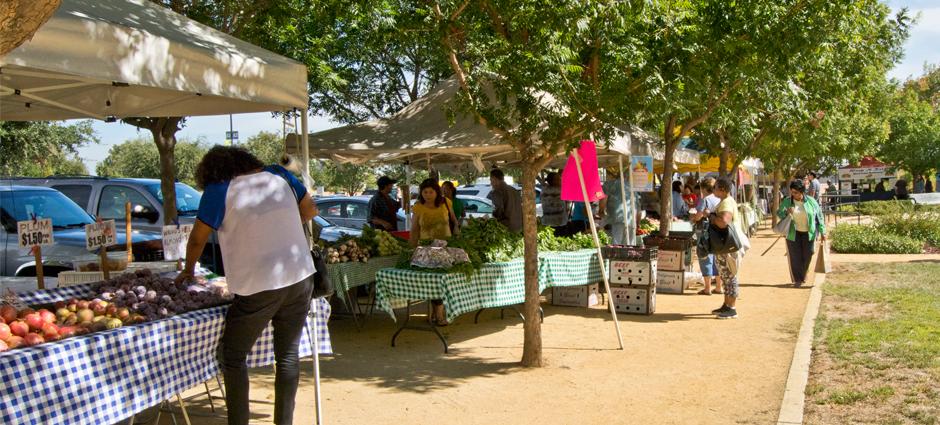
left=145, top=118, right=183, bottom=226
left=0, top=0, right=61, bottom=56
left=520, top=161, right=543, bottom=367
left=658, top=119, right=678, bottom=236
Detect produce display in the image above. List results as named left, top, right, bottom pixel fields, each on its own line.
left=325, top=239, right=370, bottom=264
left=410, top=240, right=471, bottom=269
left=0, top=269, right=232, bottom=352
left=375, top=229, right=405, bottom=256
left=638, top=218, right=658, bottom=235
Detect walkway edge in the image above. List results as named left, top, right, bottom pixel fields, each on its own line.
left=776, top=272, right=826, bottom=425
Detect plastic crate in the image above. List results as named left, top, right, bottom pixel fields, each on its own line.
left=57, top=271, right=104, bottom=287
left=643, top=235, right=694, bottom=251
left=601, top=245, right=658, bottom=261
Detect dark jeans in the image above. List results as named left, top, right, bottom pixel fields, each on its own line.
left=221, top=278, right=314, bottom=425
left=786, top=231, right=815, bottom=284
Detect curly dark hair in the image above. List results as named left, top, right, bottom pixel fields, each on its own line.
left=195, top=146, right=264, bottom=189
left=418, top=178, right=444, bottom=207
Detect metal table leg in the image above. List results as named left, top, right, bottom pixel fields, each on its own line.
left=390, top=300, right=449, bottom=353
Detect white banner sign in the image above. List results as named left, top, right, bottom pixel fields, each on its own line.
left=837, top=166, right=890, bottom=182
left=17, top=218, right=54, bottom=248
left=162, top=224, right=193, bottom=261
left=85, top=220, right=117, bottom=250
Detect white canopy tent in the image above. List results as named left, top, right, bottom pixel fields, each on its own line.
left=1, top=0, right=323, bottom=422
left=285, top=77, right=700, bottom=171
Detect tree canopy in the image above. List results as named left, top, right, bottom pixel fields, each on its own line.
left=0, top=120, right=96, bottom=177
left=96, top=137, right=208, bottom=187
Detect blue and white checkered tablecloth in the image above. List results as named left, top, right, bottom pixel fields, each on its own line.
left=1, top=284, right=332, bottom=425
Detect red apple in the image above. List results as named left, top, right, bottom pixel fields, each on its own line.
left=63, top=314, right=79, bottom=326
left=38, top=309, right=56, bottom=325
left=6, top=336, right=24, bottom=348
left=41, top=323, right=59, bottom=340
left=105, top=305, right=118, bottom=317
left=91, top=302, right=107, bottom=316
left=0, top=340, right=8, bottom=352
left=54, top=301, right=67, bottom=310
left=9, top=321, right=29, bottom=337
left=0, top=323, right=10, bottom=341
left=0, top=305, right=17, bottom=323
left=24, top=313, right=44, bottom=331
left=17, top=308, right=35, bottom=319
left=76, top=300, right=89, bottom=310
left=24, top=333, right=44, bottom=346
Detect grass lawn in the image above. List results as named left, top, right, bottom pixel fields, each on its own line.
left=805, top=261, right=940, bottom=425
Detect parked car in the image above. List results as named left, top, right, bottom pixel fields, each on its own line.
left=315, top=216, right=362, bottom=242
left=456, top=195, right=495, bottom=218
left=1, top=186, right=164, bottom=277
left=456, top=183, right=543, bottom=216
left=1, top=176, right=222, bottom=271
left=316, top=196, right=407, bottom=230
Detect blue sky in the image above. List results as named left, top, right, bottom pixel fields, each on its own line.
left=74, top=0, right=939, bottom=173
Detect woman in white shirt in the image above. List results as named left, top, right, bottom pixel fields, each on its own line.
left=177, top=146, right=318, bottom=425
left=776, top=179, right=827, bottom=287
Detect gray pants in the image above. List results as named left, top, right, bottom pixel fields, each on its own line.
left=786, top=231, right=814, bottom=284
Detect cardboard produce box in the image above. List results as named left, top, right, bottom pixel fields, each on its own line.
left=609, top=260, right=657, bottom=286
left=657, top=250, right=685, bottom=272
left=552, top=283, right=600, bottom=307
left=610, top=285, right=655, bottom=315
left=657, top=270, right=685, bottom=294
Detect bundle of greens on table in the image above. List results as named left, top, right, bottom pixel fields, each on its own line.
left=396, top=218, right=608, bottom=275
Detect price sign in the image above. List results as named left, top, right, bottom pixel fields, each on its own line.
left=162, top=224, right=193, bottom=261
left=17, top=218, right=54, bottom=248
left=86, top=220, right=117, bottom=250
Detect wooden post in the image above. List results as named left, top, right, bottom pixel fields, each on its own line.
left=99, top=249, right=110, bottom=280
left=34, top=246, right=45, bottom=290
left=572, top=150, right=624, bottom=350
left=125, top=202, right=133, bottom=263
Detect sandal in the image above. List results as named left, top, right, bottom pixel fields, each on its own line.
left=697, top=289, right=712, bottom=295
left=713, top=289, right=724, bottom=295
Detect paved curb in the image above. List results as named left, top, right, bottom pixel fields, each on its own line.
left=776, top=272, right=827, bottom=425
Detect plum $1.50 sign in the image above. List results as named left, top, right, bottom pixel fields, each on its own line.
left=17, top=218, right=54, bottom=248
left=86, top=220, right=117, bottom=251
left=162, top=224, right=193, bottom=261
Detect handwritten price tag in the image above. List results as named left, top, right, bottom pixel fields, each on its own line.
left=17, top=218, right=54, bottom=248
left=85, top=220, right=117, bottom=250
left=162, top=224, right=193, bottom=261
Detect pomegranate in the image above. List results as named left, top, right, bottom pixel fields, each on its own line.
left=41, top=323, right=59, bottom=340
left=57, top=326, right=78, bottom=338
left=9, top=321, right=29, bottom=337
left=0, top=340, right=8, bottom=352
left=0, top=305, right=17, bottom=323
left=6, top=336, right=24, bottom=348
left=0, top=323, right=10, bottom=341
left=24, top=333, right=44, bottom=346
left=24, top=313, right=44, bottom=331
left=38, top=309, right=56, bottom=325
left=17, top=308, right=35, bottom=319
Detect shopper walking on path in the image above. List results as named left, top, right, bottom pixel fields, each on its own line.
left=777, top=179, right=826, bottom=287
left=807, top=172, right=821, bottom=199
left=711, top=178, right=746, bottom=319
left=177, top=146, right=318, bottom=425
left=691, top=178, right=722, bottom=295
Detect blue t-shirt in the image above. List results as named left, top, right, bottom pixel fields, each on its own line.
left=571, top=202, right=590, bottom=222
left=197, top=165, right=307, bottom=230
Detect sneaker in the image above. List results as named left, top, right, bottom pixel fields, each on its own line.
left=711, top=304, right=730, bottom=315
left=717, top=308, right=738, bottom=319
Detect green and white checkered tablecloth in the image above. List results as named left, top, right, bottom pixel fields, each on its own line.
left=375, top=250, right=604, bottom=322
left=326, top=256, right=400, bottom=307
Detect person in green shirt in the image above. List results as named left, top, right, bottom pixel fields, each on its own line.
left=441, top=181, right=464, bottom=222
left=776, top=179, right=826, bottom=287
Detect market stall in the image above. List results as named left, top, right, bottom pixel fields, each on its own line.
left=375, top=250, right=602, bottom=352
left=0, top=279, right=331, bottom=424
left=1, top=0, right=327, bottom=421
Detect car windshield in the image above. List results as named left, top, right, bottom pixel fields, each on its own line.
left=314, top=216, right=334, bottom=228
left=1, top=190, right=94, bottom=229
left=146, top=183, right=203, bottom=215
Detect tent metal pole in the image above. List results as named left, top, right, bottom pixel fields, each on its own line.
left=300, top=110, right=322, bottom=425
left=618, top=155, right=634, bottom=246
left=572, top=149, right=624, bottom=350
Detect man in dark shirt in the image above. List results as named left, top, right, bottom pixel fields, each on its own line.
left=487, top=168, right=523, bottom=232
left=367, top=176, right=401, bottom=231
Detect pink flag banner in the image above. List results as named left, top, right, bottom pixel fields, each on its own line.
left=561, top=140, right=605, bottom=202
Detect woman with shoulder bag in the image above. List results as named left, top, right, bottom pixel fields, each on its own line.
left=410, top=179, right=459, bottom=325
left=777, top=179, right=827, bottom=287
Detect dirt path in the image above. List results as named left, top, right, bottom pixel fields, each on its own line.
left=173, top=229, right=818, bottom=425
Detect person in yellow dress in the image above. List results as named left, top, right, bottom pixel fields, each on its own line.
left=410, top=178, right=460, bottom=325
